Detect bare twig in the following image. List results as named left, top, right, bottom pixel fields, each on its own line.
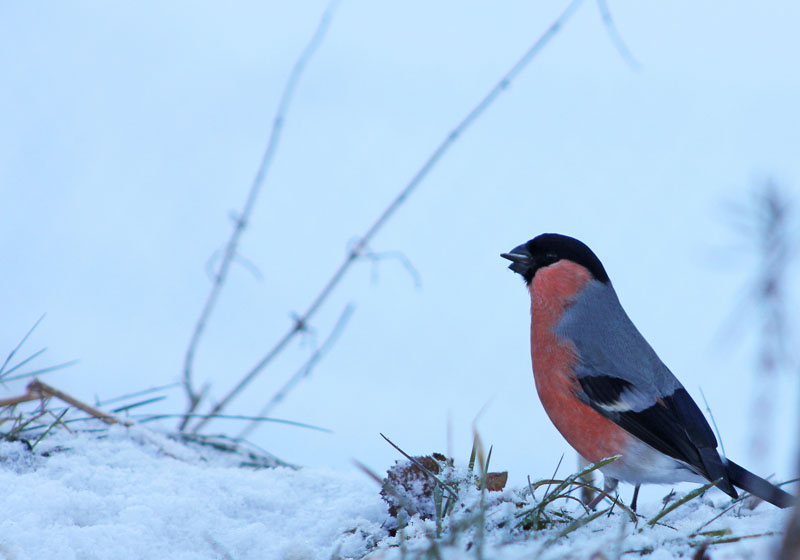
left=189, top=0, right=586, bottom=433
left=28, top=380, right=125, bottom=426
left=748, top=184, right=793, bottom=466
left=205, top=249, right=264, bottom=283
left=363, top=249, right=422, bottom=289
left=778, top=189, right=800, bottom=560
left=721, top=181, right=795, bottom=469
left=179, top=0, right=340, bottom=430
left=1, top=379, right=126, bottom=433
left=237, top=303, right=355, bottom=440
left=595, top=0, right=641, bottom=70
left=0, top=392, right=40, bottom=408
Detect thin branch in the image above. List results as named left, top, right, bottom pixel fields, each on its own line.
left=596, top=0, right=641, bottom=70
left=363, top=249, right=422, bottom=289
left=27, top=380, right=125, bottom=426
left=179, top=0, right=340, bottom=430
left=0, top=392, right=40, bottom=408
left=205, top=248, right=264, bottom=283
left=189, top=0, right=586, bottom=433
left=0, top=379, right=125, bottom=426
left=236, top=303, right=355, bottom=440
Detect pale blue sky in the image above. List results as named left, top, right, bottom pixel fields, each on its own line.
left=2, top=1, right=798, bottom=499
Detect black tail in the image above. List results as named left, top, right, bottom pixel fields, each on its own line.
left=726, top=459, right=795, bottom=508
left=698, top=447, right=738, bottom=498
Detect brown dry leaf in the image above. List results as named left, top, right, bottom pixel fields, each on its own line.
left=485, top=471, right=508, bottom=492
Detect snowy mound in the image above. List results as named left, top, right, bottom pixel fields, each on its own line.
left=0, top=426, right=386, bottom=559
left=0, top=426, right=790, bottom=559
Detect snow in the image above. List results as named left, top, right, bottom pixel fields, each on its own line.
left=0, top=426, right=791, bottom=559
left=0, top=426, right=385, bottom=560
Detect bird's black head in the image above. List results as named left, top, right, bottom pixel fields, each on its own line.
left=500, top=233, right=610, bottom=285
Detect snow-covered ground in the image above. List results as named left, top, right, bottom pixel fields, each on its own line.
left=0, top=426, right=790, bottom=559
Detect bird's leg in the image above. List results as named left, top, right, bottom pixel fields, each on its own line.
left=630, top=484, right=641, bottom=512
left=587, top=477, right=618, bottom=509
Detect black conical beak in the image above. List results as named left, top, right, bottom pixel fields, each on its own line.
left=500, top=243, right=533, bottom=276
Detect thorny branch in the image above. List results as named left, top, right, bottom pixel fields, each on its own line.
left=186, top=0, right=588, bottom=434
left=179, top=1, right=340, bottom=430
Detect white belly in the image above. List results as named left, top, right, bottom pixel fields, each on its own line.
left=598, top=438, right=707, bottom=485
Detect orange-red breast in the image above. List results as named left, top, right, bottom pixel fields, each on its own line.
left=502, top=233, right=793, bottom=510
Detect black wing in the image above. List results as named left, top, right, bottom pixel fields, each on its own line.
left=578, top=375, right=737, bottom=498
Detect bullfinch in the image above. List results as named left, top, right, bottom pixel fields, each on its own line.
left=501, top=233, right=794, bottom=510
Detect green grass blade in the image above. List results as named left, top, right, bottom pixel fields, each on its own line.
left=31, top=409, right=69, bottom=449
left=648, top=479, right=721, bottom=527
left=543, top=506, right=612, bottom=548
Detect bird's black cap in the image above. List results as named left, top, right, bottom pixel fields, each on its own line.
left=500, top=233, right=610, bottom=285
